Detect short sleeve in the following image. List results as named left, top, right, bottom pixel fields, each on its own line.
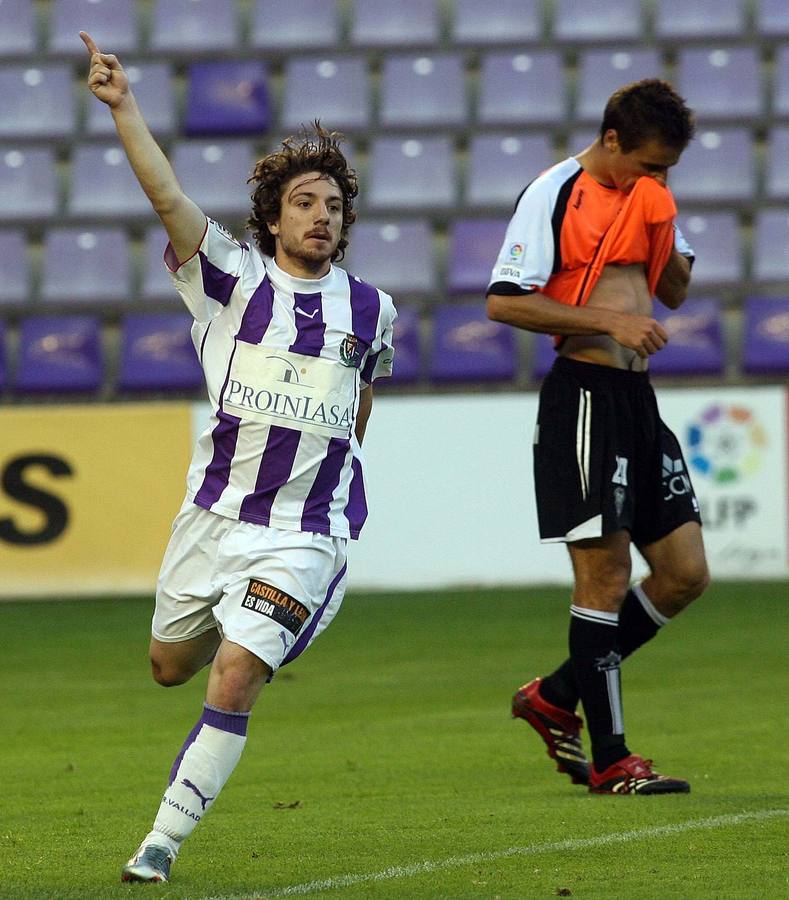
left=360, top=291, right=397, bottom=388
left=487, top=179, right=558, bottom=295
left=673, top=222, right=695, bottom=266
left=165, top=218, right=251, bottom=322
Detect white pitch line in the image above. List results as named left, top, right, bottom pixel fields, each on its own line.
left=207, top=808, right=788, bottom=900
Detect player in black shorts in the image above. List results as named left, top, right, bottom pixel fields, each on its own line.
left=486, top=80, right=709, bottom=794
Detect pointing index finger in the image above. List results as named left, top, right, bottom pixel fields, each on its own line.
left=79, top=30, right=100, bottom=57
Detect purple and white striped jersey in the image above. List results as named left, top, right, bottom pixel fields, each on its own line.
left=166, top=218, right=396, bottom=540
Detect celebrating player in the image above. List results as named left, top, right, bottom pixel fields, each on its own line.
left=80, top=31, right=396, bottom=882
left=487, top=80, right=709, bottom=795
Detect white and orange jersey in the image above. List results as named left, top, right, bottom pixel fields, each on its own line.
left=488, top=157, right=694, bottom=307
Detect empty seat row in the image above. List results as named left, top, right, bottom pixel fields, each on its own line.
left=2, top=210, right=789, bottom=309
left=2, top=0, right=788, bottom=60
left=0, top=313, right=202, bottom=395
left=2, top=298, right=788, bottom=397
left=3, top=128, right=789, bottom=228
left=4, top=45, right=789, bottom=141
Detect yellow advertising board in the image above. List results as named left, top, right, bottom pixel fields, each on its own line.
left=0, top=403, right=193, bottom=598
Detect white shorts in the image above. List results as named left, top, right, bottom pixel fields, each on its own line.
left=153, top=499, right=348, bottom=673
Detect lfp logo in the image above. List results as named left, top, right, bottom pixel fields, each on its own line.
left=686, top=404, right=766, bottom=484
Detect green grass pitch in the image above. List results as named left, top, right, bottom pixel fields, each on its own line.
left=1, top=582, right=787, bottom=899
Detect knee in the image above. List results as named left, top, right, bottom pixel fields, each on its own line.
left=675, top=558, right=710, bottom=601
left=657, top=560, right=710, bottom=615
left=150, top=655, right=194, bottom=688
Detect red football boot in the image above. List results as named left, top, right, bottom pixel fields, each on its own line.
left=512, top=678, right=589, bottom=785
left=589, top=754, right=690, bottom=795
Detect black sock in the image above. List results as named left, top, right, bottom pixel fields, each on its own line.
left=538, top=658, right=577, bottom=710
left=619, top=583, right=667, bottom=657
left=568, top=606, right=629, bottom=772
left=540, top=585, right=667, bottom=711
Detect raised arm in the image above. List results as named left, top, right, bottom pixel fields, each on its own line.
left=80, top=31, right=206, bottom=264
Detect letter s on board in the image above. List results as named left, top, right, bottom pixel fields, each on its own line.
left=0, top=454, right=73, bottom=545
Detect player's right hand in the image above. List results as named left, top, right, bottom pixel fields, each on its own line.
left=609, top=313, right=669, bottom=358
left=80, top=31, right=128, bottom=108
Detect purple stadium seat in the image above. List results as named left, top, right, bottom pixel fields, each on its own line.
left=429, top=304, right=517, bottom=383
left=676, top=47, right=762, bottom=121
left=0, top=0, right=35, bottom=59
left=478, top=51, right=565, bottom=126
left=386, top=304, right=421, bottom=385
left=379, top=54, right=466, bottom=129
left=649, top=297, right=724, bottom=376
left=451, top=0, right=541, bottom=45
left=742, top=297, right=789, bottom=374
left=41, top=228, right=131, bottom=304
left=669, top=128, right=755, bottom=205
left=465, top=133, right=555, bottom=209
left=185, top=61, right=270, bottom=137
left=447, top=219, right=508, bottom=296
left=15, top=316, right=103, bottom=394
left=366, top=137, right=456, bottom=213
left=171, top=140, right=255, bottom=221
left=343, top=221, right=436, bottom=296
left=752, top=210, right=789, bottom=282
left=575, top=49, right=663, bottom=122
left=119, top=313, right=203, bottom=392
left=532, top=333, right=556, bottom=381
left=0, top=148, right=58, bottom=224
left=756, top=0, right=789, bottom=37
left=149, top=0, right=238, bottom=54
left=0, top=64, right=75, bottom=139
left=0, top=230, right=31, bottom=306
left=281, top=57, right=370, bottom=133
left=86, top=62, right=175, bottom=137
left=765, top=127, right=789, bottom=200
left=773, top=46, right=789, bottom=117
left=251, top=0, right=339, bottom=50
left=49, top=0, right=138, bottom=56
left=654, top=0, right=745, bottom=40
left=350, top=0, right=439, bottom=48
left=552, top=0, right=643, bottom=43
left=676, top=212, right=742, bottom=288
left=67, top=144, right=154, bottom=220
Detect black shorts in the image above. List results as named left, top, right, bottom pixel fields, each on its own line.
left=533, top=356, right=702, bottom=545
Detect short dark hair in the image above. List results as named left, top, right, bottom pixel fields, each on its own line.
left=600, top=79, right=695, bottom=154
left=246, top=121, right=358, bottom=261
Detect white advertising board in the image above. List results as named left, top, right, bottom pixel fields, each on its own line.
left=657, top=386, right=788, bottom=579
left=349, top=386, right=789, bottom=588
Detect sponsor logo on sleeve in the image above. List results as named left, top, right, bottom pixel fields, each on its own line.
left=497, top=265, right=524, bottom=279
left=508, top=242, right=524, bottom=261
left=241, top=579, right=310, bottom=635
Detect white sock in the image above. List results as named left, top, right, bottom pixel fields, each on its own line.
left=145, top=704, right=249, bottom=854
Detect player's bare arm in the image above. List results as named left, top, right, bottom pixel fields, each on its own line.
left=654, top=248, right=691, bottom=309
left=80, top=31, right=205, bottom=263
left=487, top=289, right=668, bottom=360
left=354, top=386, right=373, bottom=445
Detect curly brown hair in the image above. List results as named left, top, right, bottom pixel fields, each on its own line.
left=600, top=79, right=695, bottom=154
left=247, top=122, right=358, bottom=261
